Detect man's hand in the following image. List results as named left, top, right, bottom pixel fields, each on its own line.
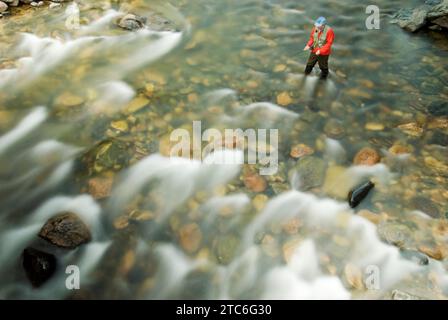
left=303, top=45, right=310, bottom=51
left=316, top=50, right=321, bottom=55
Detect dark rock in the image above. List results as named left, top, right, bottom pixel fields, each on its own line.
left=429, top=130, right=448, bottom=146
left=80, top=138, right=130, bottom=174
left=348, top=180, right=375, bottom=208
left=22, top=247, right=57, bottom=287
left=432, top=15, right=448, bottom=27
left=427, top=101, right=448, bottom=117
left=39, top=212, right=91, bottom=249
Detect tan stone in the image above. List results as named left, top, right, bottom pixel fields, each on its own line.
left=244, top=173, right=267, bottom=192
left=354, top=147, right=381, bottom=166
left=111, top=120, right=129, bottom=132
left=282, top=217, right=301, bottom=235
left=282, top=237, right=302, bottom=263
left=179, top=223, right=202, bottom=253
left=125, top=96, right=149, bottom=113
left=344, top=263, right=365, bottom=290
left=253, top=194, right=268, bottom=211
left=88, top=177, right=113, bottom=199
left=290, top=144, right=314, bottom=159
left=365, top=122, right=384, bottom=131
left=418, top=245, right=445, bottom=261
left=54, top=91, right=84, bottom=107
left=277, top=92, right=292, bottom=106
left=398, top=122, right=423, bottom=137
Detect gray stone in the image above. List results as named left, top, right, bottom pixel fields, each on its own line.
left=117, top=14, right=147, bottom=31
left=391, top=0, right=448, bottom=32
left=291, top=156, right=327, bottom=191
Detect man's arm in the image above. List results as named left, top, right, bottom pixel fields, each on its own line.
left=306, top=27, right=315, bottom=47
left=318, top=28, right=334, bottom=55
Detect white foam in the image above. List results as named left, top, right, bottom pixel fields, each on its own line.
left=28, top=195, right=102, bottom=239
left=108, top=150, right=243, bottom=221
left=0, top=107, right=47, bottom=155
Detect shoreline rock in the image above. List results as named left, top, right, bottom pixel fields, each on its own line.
left=391, top=0, right=448, bottom=32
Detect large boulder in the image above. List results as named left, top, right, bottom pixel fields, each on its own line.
left=391, top=0, right=448, bottom=32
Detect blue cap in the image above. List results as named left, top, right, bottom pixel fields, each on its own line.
left=314, top=17, right=327, bottom=27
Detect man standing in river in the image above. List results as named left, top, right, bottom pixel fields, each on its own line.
left=303, top=17, right=335, bottom=79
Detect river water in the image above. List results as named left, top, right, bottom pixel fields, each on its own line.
left=0, top=0, right=447, bottom=299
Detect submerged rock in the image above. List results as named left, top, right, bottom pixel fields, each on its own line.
left=427, top=101, right=448, bottom=117
left=353, top=147, right=381, bottom=166
left=429, top=130, right=448, bottom=146
left=117, top=14, right=147, bottom=31
left=418, top=244, right=446, bottom=260
left=409, top=196, right=440, bottom=218
left=391, top=289, right=422, bottom=300
left=87, top=177, right=113, bottom=200
left=398, top=122, right=424, bottom=137
left=81, top=139, right=130, bottom=174
left=243, top=172, right=267, bottom=192
left=378, top=222, right=413, bottom=248
left=213, top=234, right=239, bottom=265
left=179, top=223, right=202, bottom=253
left=400, top=248, right=429, bottom=265
left=391, top=0, right=448, bottom=32
left=348, top=180, right=375, bottom=208
left=277, top=92, right=293, bottom=106
left=292, top=156, right=326, bottom=190
left=39, top=212, right=91, bottom=249
left=324, top=119, right=345, bottom=139
left=289, top=143, right=314, bottom=159
left=22, top=247, right=57, bottom=288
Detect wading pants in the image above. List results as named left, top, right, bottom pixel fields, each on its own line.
left=304, top=53, right=329, bottom=78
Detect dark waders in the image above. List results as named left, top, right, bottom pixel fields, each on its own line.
left=304, top=52, right=329, bottom=79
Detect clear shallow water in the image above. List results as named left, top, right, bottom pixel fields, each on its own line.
left=0, top=0, right=447, bottom=299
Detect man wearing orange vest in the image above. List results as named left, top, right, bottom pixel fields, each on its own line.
left=303, top=17, right=335, bottom=79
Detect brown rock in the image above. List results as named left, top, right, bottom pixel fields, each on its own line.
left=277, top=92, right=292, bottom=106
left=418, top=245, right=445, bottom=261
left=243, top=173, right=267, bottom=192
left=354, top=147, right=381, bottom=166
left=282, top=218, right=301, bottom=234
left=179, top=223, right=202, bottom=253
left=88, top=177, right=113, bottom=199
left=39, top=212, right=91, bottom=249
left=289, top=144, right=314, bottom=159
